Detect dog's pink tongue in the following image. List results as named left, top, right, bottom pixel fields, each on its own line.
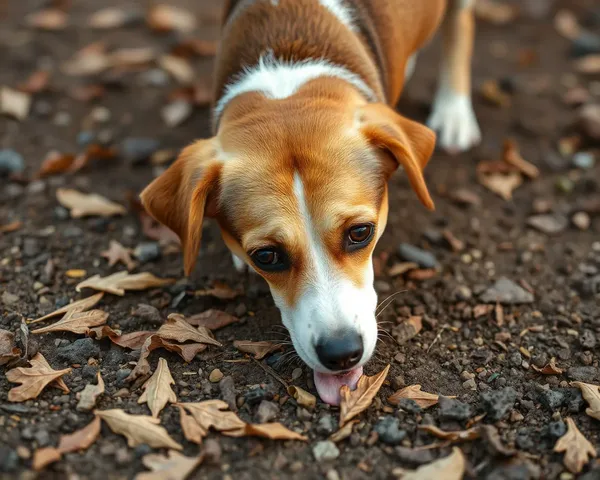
left=313, top=367, right=363, bottom=406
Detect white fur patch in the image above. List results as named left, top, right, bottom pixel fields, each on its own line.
left=214, top=54, right=376, bottom=126
left=318, top=0, right=356, bottom=31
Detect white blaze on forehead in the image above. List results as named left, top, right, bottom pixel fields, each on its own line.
left=318, top=0, right=356, bottom=31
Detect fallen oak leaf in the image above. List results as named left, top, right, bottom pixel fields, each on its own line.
left=571, top=382, right=600, bottom=421
left=101, top=240, right=136, bottom=271
left=225, top=423, right=307, bottom=441
left=137, top=450, right=203, bottom=480
left=57, top=188, right=126, bottom=218
left=194, top=281, right=242, bottom=300
left=532, top=357, right=564, bottom=375
left=288, top=385, right=316, bottom=409
left=58, top=416, right=102, bottom=453
left=32, top=448, right=62, bottom=471
left=186, top=309, right=239, bottom=330
left=32, top=309, right=108, bottom=335
left=554, top=417, right=596, bottom=474
left=339, top=364, right=390, bottom=427
left=29, top=293, right=104, bottom=324
left=76, top=372, right=105, bottom=412
left=36, top=151, right=75, bottom=178
left=87, top=325, right=122, bottom=340
left=400, top=447, right=466, bottom=480
left=6, top=352, right=71, bottom=402
left=95, top=409, right=182, bottom=450
left=329, top=420, right=358, bottom=443
left=0, top=329, right=21, bottom=366
left=178, top=400, right=246, bottom=433
left=387, top=384, right=445, bottom=409
left=139, top=358, right=177, bottom=417
left=158, top=314, right=221, bottom=347
left=233, top=340, right=281, bottom=360
left=177, top=405, right=206, bottom=444
left=76, top=271, right=175, bottom=296
left=418, top=424, right=480, bottom=442
left=110, top=330, right=155, bottom=350
left=503, top=139, right=540, bottom=179
left=477, top=171, right=523, bottom=201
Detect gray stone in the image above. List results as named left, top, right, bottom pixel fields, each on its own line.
left=485, top=464, right=534, bottom=480
left=527, top=214, right=568, bottom=235
left=34, top=429, right=50, bottom=446
left=573, top=152, right=596, bottom=169
left=580, top=330, right=597, bottom=349
left=134, top=242, right=161, bottom=262
left=57, top=338, right=100, bottom=364
left=515, top=428, right=534, bottom=450
left=256, top=400, right=279, bottom=423
left=316, top=414, right=336, bottom=435
left=397, top=398, right=422, bottom=414
left=0, top=149, right=25, bottom=175
left=479, top=387, right=517, bottom=421
left=219, top=376, right=237, bottom=411
left=0, top=446, right=18, bottom=472
left=373, top=416, right=407, bottom=445
left=312, top=441, right=340, bottom=462
left=539, top=389, right=567, bottom=410
left=545, top=420, right=566, bottom=439
left=1, top=291, right=19, bottom=306
left=479, top=278, right=534, bottom=304
left=116, top=369, right=132, bottom=383
left=244, top=387, right=268, bottom=406
left=122, top=137, right=160, bottom=164
left=397, top=243, right=438, bottom=269
left=394, top=446, right=434, bottom=466
left=567, top=366, right=598, bottom=383
left=438, top=396, right=472, bottom=421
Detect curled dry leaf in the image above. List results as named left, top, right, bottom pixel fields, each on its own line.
left=95, top=409, right=182, bottom=450
left=178, top=400, right=246, bottom=434
left=25, top=9, right=68, bottom=30
left=101, top=240, right=136, bottom=271
left=0, top=86, right=32, bottom=121
left=57, top=188, right=126, bottom=218
left=231, top=423, right=307, bottom=441
left=76, top=271, right=175, bottom=296
left=401, top=447, right=466, bottom=480
left=388, top=384, right=442, bottom=409
left=532, top=357, right=564, bottom=375
left=0, top=329, right=21, bottom=366
left=177, top=405, right=206, bottom=444
left=0, top=220, right=23, bottom=234
left=76, top=372, right=105, bottom=412
left=288, top=386, right=316, bottom=409
left=339, top=364, right=390, bottom=427
left=110, top=330, right=155, bottom=350
left=36, top=152, right=75, bottom=178
left=571, top=382, right=600, bottom=421
left=419, top=424, right=480, bottom=442
left=147, top=4, right=197, bottom=33
left=503, top=139, right=539, bottom=179
left=388, top=262, right=419, bottom=277
left=158, top=314, right=221, bottom=346
left=186, top=309, right=239, bottom=330
left=233, top=340, right=281, bottom=360
left=137, top=450, right=203, bottom=480
left=32, top=309, right=108, bottom=335
left=18, top=70, right=51, bottom=94
left=139, top=358, right=177, bottom=417
left=477, top=171, right=523, bottom=201
left=329, top=419, right=358, bottom=443
left=195, top=281, right=242, bottom=300
left=554, top=417, right=596, bottom=473
left=32, top=448, right=62, bottom=471
left=6, top=352, right=71, bottom=402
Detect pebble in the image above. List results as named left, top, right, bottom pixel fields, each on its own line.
left=479, top=387, right=517, bottom=421
left=34, top=429, right=50, bottom=446
left=515, top=428, right=534, bottom=450
left=397, top=243, right=438, bottom=269
left=545, top=420, right=567, bottom=439
left=1, top=291, right=19, bottom=306
left=326, top=470, right=341, bottom=480
left=256, top=400, right=279, bottom=423
left=122, top=137, right=160, bottom=164
left=527, top=214, right=568, bottom=235
left=209, top=369, right=224, bottom=383
left=567, top=366, right=598, bottom=383
left=91, top=106, right=111, bottom=123
left=479, top=277, right=533, bottom=304
left=373, top=416, right=406, bottom=445
left=116, top=369, right=132, bottom=383
left=134, top=242, right=161, bottom=262
left=115, top=448, right=131, bottom=465
left=394, top=446, right=434, bottom=466
left=580, top=330, right=597, bottom=349
left=77, top=131, right=95, bottom=147
left=219, top=376, right=237, bottom=411
left=56, top=338, right=100, bottom=364
left=573, top=151, right=595, bottom=169
left=463, top=378, right=477, bottom=390
left=572, top=212, right=591, bottom=231
left=579, top=104, right=600, bottom=140
left=397, top=398, right=422, bottom=415
left=4, top=183, right=24, bottom=198
left=162, top=100, right=192, bottom=127
left=438, top=396, right=472, bottom=421
left=0, top=149, right=25, bottom=175
left=244, top=387, right=268, bottom=406
left=140, top=68, right=169, bottom=87
left=539, top=389, right=567, bottom=410
left=0, top=446, right=18, bottom=472
left=312, top=441, right=340, bottom=462
left=451, top=285, right=473, bottom=301
left=316, top=415, right=336, bottom=435
left=53, top=111, right=71, bottom=126
left=133, top=444, right=152, bottom=458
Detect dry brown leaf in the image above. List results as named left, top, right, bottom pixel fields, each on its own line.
left=575, top=55, right=600, bottom=74
left=158, top=314, right=221, bottom=347
left=478, top=172, right=523, bottom=201
left=571, top=382, right=600, bottom=421
left=62, top=43, right=109, bottom=76
left=177, top=405, right=206, bottom=444
left=288, top=386, right=316, bottom=409
left=329, top=419, right=358, bottom=443
left=138, top=450, right=203, bottom=480
left=159, top=55, right=194, bottom=84
left=32, top=309, right=108, bottom=335
left=147, top=5, right=196, bottom=33
left=503, top=139, right=539, bottom=179
left=532, top=357, right=564, bottom=375
left=239, top=423, right=307, bottom=441
left=388, top=262, right=419, bottom=277
left=555, top=10, right=580, bottom=40
left=233, top=340, right=281, bottom=360
left=95, top=409, right=182, bottom=450
left=30, top=293, right=104, bottom=324
left=101, top=240, right=135, bottom=271
left=195, top=281, right=242, bottom=300
left=0, top=220, right=23, bottom=234
left=0, top=86, right=32, bottom=121
left=77, top=372, right=105, bottom=412
left=36, top=152, right=75, bottom=178
left=339, top=364, right=390, bottom=427
left=554, top=417, right=596, bottom=474
left=88, top=8, right=132, bottom=29
left=108, top=47, right=155, bottom=68
left=171, top=38, right=218, bottom=57
left=110, top=330, right=155, bottom=350
left=401, top=447, right=466, bottom=480
left=186, top=309, right=239, bottom=330
left=473, top=304, right=494, bottom=319
left=480, top=80, right=511, bottom=108
left=25, top=9, right=68, bottom=30
left=6, top=352, right=71, bottom=402
left=32, top=448, right=62, bottom=471
left=76, top=271, right=175, bottom=296
left=178, top=400, right=246, bottom=433
left=419, top=424, right=480, bottom=442
left=88, top=325, right=121, bottom=341
left=0, top=329, right=21, bottom=366
left=393, top=316, right=423, bottom=345
left=387, top=384, right=442, bottom=409
left=57, top=188, right=126, bottom=218
left=18, top=70, right=51, bottom=94
left=138, top=358, right=177, bottom=417
left=474, top=0, right=517, bottom=24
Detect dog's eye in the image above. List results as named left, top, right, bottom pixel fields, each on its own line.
left=346, top=224, right=375, bottom=251
left=250, top=248, right=289, bottom=272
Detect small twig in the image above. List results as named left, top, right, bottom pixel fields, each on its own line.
left=413, top=440, right=451, bottom=451
left=427, top=325, right=449, bottom=354
left=251, top=357, right=289, bottom=390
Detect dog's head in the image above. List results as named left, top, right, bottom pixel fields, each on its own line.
left=141, top=91, right=435, bottom=404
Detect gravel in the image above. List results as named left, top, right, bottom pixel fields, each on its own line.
left=0, top=149, right=25, bottom=175
left=480, top=387, right=517, bottom=421
left=479, top=278, right=534, bottom=304
left=56, top=338, right=100, bottom=364
left=397, top=243, right=438, bottom=269
left=567, top=366, right=598, bottom=382
left=312, top=441, right=340, bottom=462
left=373, top=416, right=407, bottom=445
left=438, top=396, right=472, bottom=421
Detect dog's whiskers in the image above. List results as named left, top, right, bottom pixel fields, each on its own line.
left=375, top=290, right=407, bottom=318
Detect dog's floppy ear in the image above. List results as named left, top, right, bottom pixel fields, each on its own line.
left=358, top=103, right=436, bottom=211
left=140, top=139, right=222, bottom=275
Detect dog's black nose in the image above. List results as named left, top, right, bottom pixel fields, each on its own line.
left=315, top=331, right=363, bottom=371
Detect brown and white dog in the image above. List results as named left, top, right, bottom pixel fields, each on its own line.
left=141, top=0, right=480, bottom=404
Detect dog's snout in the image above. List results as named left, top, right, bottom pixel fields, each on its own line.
left=315, top=331, right=363, bottom=371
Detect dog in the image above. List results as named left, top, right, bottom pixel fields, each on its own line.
left=141, top=0, right=480, bottom=405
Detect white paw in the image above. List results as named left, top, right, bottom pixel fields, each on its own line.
left=427, top=90, right=481, bottom=154
left=232, top=254, right=247, bottom=273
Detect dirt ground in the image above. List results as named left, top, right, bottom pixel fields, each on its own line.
left=1, top=0, right=600, bottom=479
